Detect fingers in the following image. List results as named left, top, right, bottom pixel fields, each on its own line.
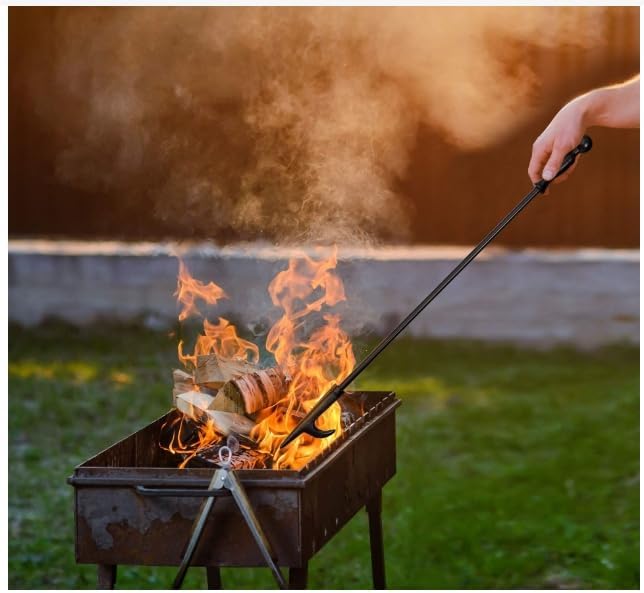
left=528, top=138, right=550, bottom=184
left=529, top=136, right=575, bottom=194
left=541, top=143, right=568, bottom=181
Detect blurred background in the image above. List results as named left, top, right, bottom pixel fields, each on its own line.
left=8, top=6, right=640, bottom=590
left=9, top=6, right=639, bottom=247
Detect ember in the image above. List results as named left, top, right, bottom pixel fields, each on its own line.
left=164, top=248, right=356, bottom=471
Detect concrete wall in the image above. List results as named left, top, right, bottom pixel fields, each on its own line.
left=8, top=240, right=639, bottom=347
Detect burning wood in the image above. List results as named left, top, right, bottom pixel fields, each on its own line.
left=175, top=366, right=289, bottom=438
left=175, top=351, right=291, bottom=441
left=213, top=368, right=290, bottom=414
left=194, top=354, right=257, bottom=389
left=167, top=251, right=357, bottom=471
left=175, top=390, right=214, bottom=420
left=208, top=410, right=255, bottom=437
left=172, top=369, right=194, bottom=404
left=175, top=391, right=255, bottom=436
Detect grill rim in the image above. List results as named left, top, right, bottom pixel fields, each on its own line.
left=67, top=390, right=400, bottom=490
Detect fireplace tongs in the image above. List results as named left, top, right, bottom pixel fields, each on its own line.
left=139, top=446, right=287, bottom=589
left=282, top=135, right=593, bottom=449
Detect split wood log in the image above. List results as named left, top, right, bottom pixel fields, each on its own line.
left=194, top=355, right=257, bottom=389
left=172, top=369, right=194, bottom=405
left=210, top=368, right=290, bottom=415
left=208, top=410, right=255, bottom=437
left=175, top=391, right=255, bottom=436
left=172, top=369, right=216, bottom=405
left=209, top=390, right=244, bottom=415
left=175, top=390, right=215, bottom=419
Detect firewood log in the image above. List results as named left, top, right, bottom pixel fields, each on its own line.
left=209, top=389, right=245, bottom=415
left=194, top=355, right=257, bottom=389
left=209, top=368, right=290, bottom=414
left=208, top=410, right=255, bottom=437
left=172, top=369, right=195, bottom=405
left=175, top=390, right=215, bottom=419
left=175, top=391, right=255, bottom=436
left=172, top=369, right=216, bottom=405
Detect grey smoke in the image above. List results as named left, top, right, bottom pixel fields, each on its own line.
left=37, top=7, right=607, bottom=244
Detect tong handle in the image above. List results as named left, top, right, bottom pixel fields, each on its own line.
left=535, top=135, right=593, bottom=193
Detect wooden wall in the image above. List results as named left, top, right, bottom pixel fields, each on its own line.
left=9, top=7, right=640, bottom=247
left=403, top=7, right=639, bottom=248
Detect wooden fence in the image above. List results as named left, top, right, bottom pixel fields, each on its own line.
left=9, top=7, right=639, bottom=247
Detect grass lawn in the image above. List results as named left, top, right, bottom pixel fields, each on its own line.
left=8, top=322, right=639, bottom=589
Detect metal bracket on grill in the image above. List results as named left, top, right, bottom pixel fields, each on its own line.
left=162, top=447, right=287, bottom=590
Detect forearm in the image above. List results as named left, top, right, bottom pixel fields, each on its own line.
left=578, top=75, right=640, bottom=129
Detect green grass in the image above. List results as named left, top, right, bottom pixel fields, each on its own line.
left=8, top=322, right=639, bottom=589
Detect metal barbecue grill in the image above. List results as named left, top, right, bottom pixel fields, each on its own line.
left=68, top=391, right=400, bottom=589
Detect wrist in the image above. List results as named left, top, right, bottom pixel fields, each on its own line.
left=573, top=92, right=596, bottom=128
left=578, top=88, right=610, bottom=128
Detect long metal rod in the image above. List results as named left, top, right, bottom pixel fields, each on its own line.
left=281, top=187, right=540, bottom=448
left=338, top=186, right=541, bottom=391
left=281, top=135, right=593, bottom=448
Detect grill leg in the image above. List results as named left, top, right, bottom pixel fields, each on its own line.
left=206, top=567, right=222, bottom=589
left=288, top=564, right=308, bottom=589
left=366, top=490, right=386, bottom=589
left=97, top=564, right=117, bottom=589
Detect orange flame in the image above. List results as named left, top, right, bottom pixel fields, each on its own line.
left=169, top=260, right=261, bottom=459
left=178, top=317, right=259, bottom=368
left=175, top=260, right=259, bottom=368
left=252, top=249, right=355, bottom=469
left=169, top=250, right=355, bottom=470
left=175, top=259, right=227, bottom=322
left=162, top=414, right=222, bottom=469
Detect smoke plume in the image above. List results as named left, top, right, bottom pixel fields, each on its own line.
left=34, top=7, right=607, bottom=244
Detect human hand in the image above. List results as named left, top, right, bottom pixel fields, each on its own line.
left=528, top=96, right=589, bottom=185
left=529, top=77, right=638, bottom=187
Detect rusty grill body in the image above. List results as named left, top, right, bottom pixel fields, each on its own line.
left=68, top=391, right=400, bottom=588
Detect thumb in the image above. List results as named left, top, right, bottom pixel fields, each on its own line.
left=542, top=145, right=567, bottom=181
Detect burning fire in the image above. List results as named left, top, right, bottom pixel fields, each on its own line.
left=166, top=248, right=355, bottom=470
left=175, top=260, right=227, bottom=321
left=178, top=318, right=260, bottom=368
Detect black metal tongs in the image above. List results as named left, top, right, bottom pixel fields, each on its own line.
left=281, top=135, right=593, bottom=449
